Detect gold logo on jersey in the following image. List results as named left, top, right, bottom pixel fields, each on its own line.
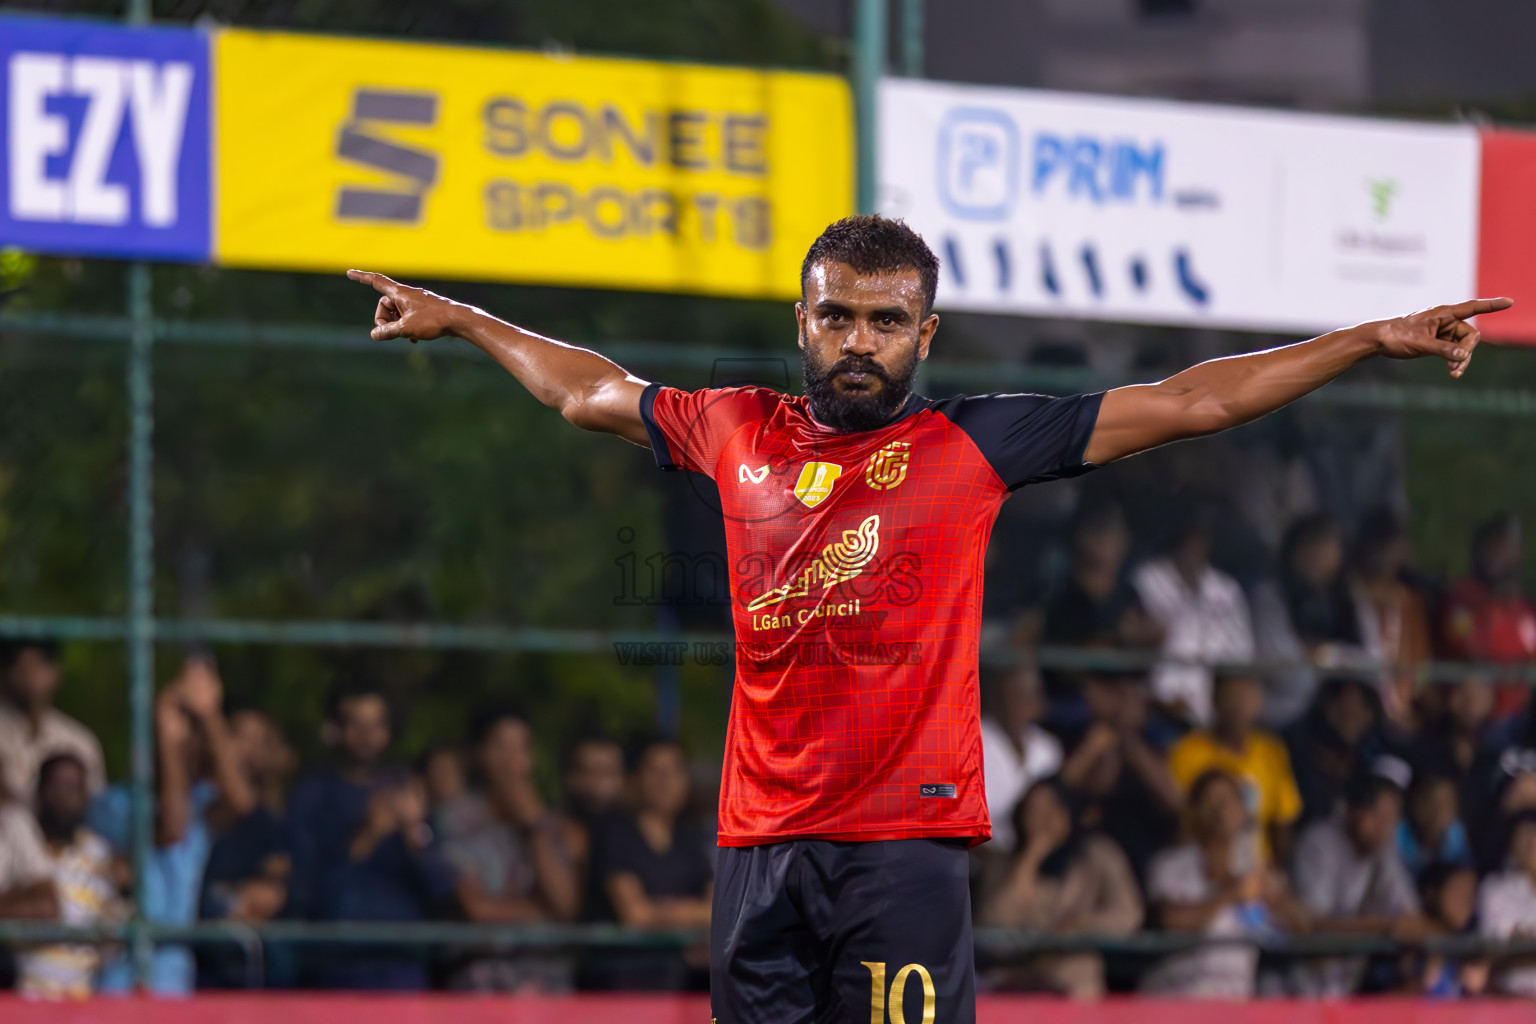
left=745, top=515, right=880, bottom=611
left=793, top=462, right=844, bottom=508
left=865, top=441, right=912, bottom=491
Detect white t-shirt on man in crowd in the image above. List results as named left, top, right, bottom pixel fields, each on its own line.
left=1479, top=869, right=1536, bottom=997
left=1133, top=558, right=1254, bottom=725
left=980, top=715, right=1062, bottom=852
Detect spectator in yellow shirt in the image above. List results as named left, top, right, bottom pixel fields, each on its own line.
left=1168, top=672, right=1303, bottom=863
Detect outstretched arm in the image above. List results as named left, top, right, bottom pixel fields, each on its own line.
left=1084, top=298, right=1512, bottom=465
left=348, top=271, right=651, bottom=446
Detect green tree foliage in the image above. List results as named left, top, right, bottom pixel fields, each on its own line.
left=0, top=0, right=834, bottom=776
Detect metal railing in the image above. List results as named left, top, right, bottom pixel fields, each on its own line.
left=4, top=920, right=1536, bottom=991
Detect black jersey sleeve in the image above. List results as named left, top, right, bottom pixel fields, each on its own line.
left=931, top=391, right=1105, bottom=490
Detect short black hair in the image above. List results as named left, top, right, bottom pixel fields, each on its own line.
left=323, top=672, right=396, bottom=727
left=562, top=732, right=622, bottom=772
left=1281, top=512, right=1342, bottom=566
left=624, top=734, right=685, bottom=773
left=467, top=700, right=530, bottom=749
left=1472, top=513, right=1520, bottom=555
left=800, top=216, right=940, bottom=316
left=0, top=638, right=61, bottom=671
left=36, top=751, right=87, bottom=797
left=1189, top=767, right=1244, bottom=807
left=1346, top=770, right=1403, bottom=810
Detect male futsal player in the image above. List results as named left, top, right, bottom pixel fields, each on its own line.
left=350, top=216, right=1508, bottom=1024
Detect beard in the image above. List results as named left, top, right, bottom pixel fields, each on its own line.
left=801, top=334, right=920, bottom=432
left=37, top=808, right=83, bottom=845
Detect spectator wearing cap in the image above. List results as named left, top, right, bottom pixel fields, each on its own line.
left=1478, top=812, right=1536, bottom=998
left=1289, top=770, right=1425, bottom=996
left=1131, top=511, right=1255, bottom=726
left=1442, top=514, right=1536, bottom=719
left=980, top=662, right=1063, bottom=855
left=1480, top=745, right=1536, bottom=877
left=979, top=777, right=1142, bottom=998
left=1168, top=672, right=1302, bottom=863
left=0, top=640, right=105, bottom=804
left=1140, top=769, right=1308, bottom=999
left=1058, top=668, right=1182, bottom=887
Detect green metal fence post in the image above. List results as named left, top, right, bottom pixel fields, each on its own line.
left=125, top=262, right=156, bottom=991
left=900, top=0, right=924, bottom=77
left=124, top=0, right=155, bottom=992
left=853, top=0, right=886, bottom=214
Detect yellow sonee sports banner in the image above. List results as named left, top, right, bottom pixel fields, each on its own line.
left=214, top=30, right=853, bottom=298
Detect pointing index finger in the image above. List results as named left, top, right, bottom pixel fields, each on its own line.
left=346, top=269, right=402, bottom=298
left=1446, top=296, right=1514, bottom=320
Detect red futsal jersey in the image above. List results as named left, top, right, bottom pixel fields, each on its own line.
left=641, top=383, right=1103, bottom=847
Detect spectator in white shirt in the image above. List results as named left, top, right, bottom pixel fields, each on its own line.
left=1140, top=769, right=1307, bottom=999
left=0, top=787, right=55, bottom=920
left=981, top=662, right=1062, bottom=853
left=1132, top=515, right=1255, bottom=726
left=1479, top=812, right=1536, bottom=998
left=0, top=640, right=106, bottom=804
left=1289, top=772, right=1425, bottom=996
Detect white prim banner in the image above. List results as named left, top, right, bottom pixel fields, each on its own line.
left=878, top=78, right=1480, bottom=333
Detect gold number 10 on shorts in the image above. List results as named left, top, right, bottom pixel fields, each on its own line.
left=861, top=961, right=936, bottom=1024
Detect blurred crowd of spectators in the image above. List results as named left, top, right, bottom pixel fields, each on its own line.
left=0, top=507, right=1533, bottom=999
left=976, top=505, right=1536, bottom=998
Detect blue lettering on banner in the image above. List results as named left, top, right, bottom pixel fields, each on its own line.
left=0, top=15, right=210, bottom=262
left=1031, top=131, right=1164, bottom=204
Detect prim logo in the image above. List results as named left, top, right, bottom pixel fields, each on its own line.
left=865, top=441, right=912, bottom=491
left=738, top=463, right=769, bottom=484
left=335, top=88, right=440, bottom=223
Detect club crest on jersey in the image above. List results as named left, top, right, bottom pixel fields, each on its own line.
left=738, top=463, right=769, bottom=484
left=865, top=441, right=912, bottom=491
left=792, top=462, right=843, bottom=508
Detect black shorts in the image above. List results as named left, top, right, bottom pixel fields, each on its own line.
left=710, top=838, right=975, bottom=1024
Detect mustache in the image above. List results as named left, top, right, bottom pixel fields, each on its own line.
left=824, top=355, right=893, bottom=385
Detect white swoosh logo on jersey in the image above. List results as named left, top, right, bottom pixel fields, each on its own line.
left=738, top=463, right=770, bottom=484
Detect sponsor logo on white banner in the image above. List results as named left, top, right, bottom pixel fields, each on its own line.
left=879, top=79, right=1479, bottom=333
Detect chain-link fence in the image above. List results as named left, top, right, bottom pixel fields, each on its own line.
left=4, top=260, right=1536, bottom=989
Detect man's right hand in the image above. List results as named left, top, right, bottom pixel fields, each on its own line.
left=348, top=270, right=476, bottom=343
left=346, top=269, right=652, bottom=445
